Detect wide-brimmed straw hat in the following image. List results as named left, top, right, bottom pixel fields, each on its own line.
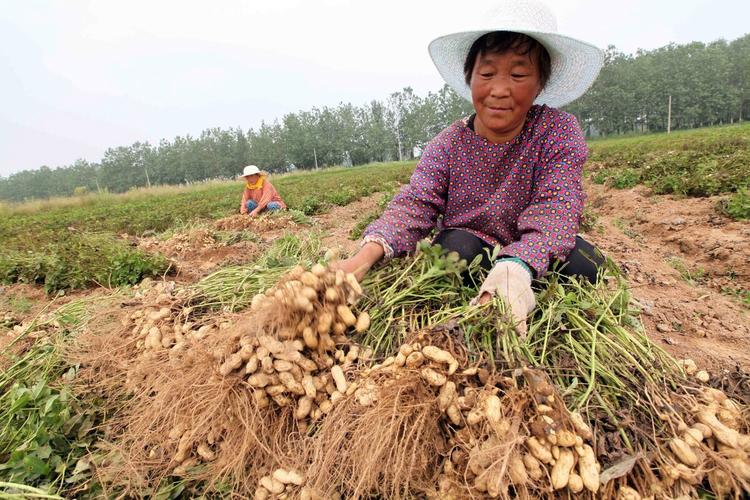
left=238, top=165, right=261, bottom=178
left=428, top=0, right=604, bottom=108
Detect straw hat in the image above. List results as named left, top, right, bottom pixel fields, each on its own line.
left=428, top=0, right=604, bottom=108
left=238, top=165, right=261, bottom=178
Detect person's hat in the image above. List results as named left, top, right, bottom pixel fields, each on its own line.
left=238, top=165, right=261, bottom=178
left=428, top=0, right=604, bottom=108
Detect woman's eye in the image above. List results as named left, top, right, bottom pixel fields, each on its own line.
left=512, top=73, right=529, bottom=78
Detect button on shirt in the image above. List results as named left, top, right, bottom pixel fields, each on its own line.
left=363, top=104, right=588, bottom=278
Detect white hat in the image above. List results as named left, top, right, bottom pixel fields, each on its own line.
left=428, top=0, right=604, bottom=108
left=238, top=165, right=261, bottom=178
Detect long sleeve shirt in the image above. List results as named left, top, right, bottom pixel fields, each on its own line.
left=240, top=177, right=287, bottom=214
left=363, top=104, right=587, bottom=278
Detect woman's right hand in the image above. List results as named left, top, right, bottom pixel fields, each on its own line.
left=331, top=242, right=385, bottom=282
left=470, top=260, right=536, bottom=337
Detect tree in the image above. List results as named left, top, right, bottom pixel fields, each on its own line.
left=99, top=142, right=154, bottom=192
left=3, top=33, right=749, bottom=202
left=729, top=34, right=750, bottom=122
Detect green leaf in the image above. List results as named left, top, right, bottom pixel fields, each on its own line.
left=10, top=389, right=32, bottom=411
left=49, top=454, right=64, bottom=474
left=62, top=411, right=83, bottom=434
left=31, top=380, right=48, bottom=400
left=36, top=444, right=53, bottom=459
left=13, top=439, right=31, bottom=454
left=72, top=457, right=91, bottom=475
left=62, top=366, right=77, bottom=382
left=77, top=415, right=94, bottom=439
left=42, top=394, right=60, bottom=416
left=23, top=453, right=51, bottom=476
left=65, top=470, right=92, bottom=483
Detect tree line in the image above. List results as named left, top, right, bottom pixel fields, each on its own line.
left=568, top=34, right=749, bottom=135
left=1, top=34, right=747, bottom=202
left=0, top=86, right=472, bottom=202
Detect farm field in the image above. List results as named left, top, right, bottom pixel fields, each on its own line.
left=0, top=161, right=414, bottom=293
left=1, top=124, right=749, bottom=498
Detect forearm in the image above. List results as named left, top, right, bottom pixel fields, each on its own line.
left=353, top=242, right=385, bottom=271
left=240, top=191, right=249, bottom=213
left=363, top=136, right=449, bottom=256
left=363, top=183, right=445, bottom=257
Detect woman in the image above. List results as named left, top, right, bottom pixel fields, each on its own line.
left=336, top=0, right=606, bottom=335
left=238, top=165, right=287, bottom=216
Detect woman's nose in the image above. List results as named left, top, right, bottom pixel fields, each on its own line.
left=489, top=76, right=512, bottom=98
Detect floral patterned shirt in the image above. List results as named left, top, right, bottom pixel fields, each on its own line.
left=363, top=104, right=587, bottom=277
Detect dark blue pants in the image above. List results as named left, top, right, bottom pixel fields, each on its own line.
left=245, top=200, right=282, bottom=213
left=433, top=229, right=606, bottom=283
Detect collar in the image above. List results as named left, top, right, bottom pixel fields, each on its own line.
left=245, top=177, right=264, bottom=190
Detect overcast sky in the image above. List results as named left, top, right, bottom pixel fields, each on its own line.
left=1, top=0, right=748, bottom=177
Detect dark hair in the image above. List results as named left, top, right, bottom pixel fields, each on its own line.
left=463, top=31, right=551, bottom=89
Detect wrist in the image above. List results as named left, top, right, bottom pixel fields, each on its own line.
left=495, top=257, right=534, bottom=281
left=362, top=234, right=394, bottom=259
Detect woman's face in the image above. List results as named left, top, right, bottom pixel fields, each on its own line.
left=470, top=50, right=542, bottom=144
left=244, top=174, right=260, bottom=183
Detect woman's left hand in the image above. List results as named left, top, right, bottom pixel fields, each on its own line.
left=249, top=209, right=261, bottom=217
left=471, top=260, right=536, bottom=336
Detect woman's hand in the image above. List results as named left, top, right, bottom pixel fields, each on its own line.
left=249, top=208, right=261, bottom=217
left=471, top=260, right=536, bottom=336
left=330, top=242, right=384, bottom=282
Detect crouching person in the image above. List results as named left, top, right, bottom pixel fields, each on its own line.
left=238, top=165, right=287, bottom=216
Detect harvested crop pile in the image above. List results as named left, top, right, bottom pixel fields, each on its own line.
left=214, top=212, right=300, bottom=232
left=137, top=227, right=263, bottom=281
left=176, top=233, right=324, bottom=317
left=289, top=342, right=448, bottom=499
left=68, top=243, right=750, bottom=498
left=139, top=228, right=219, bottom=257
left=138, top=226, right=260, bottom=270
left=70, top=263, right=370, bottom=496
left=1, top=312, right=21, bottom=330
left=292, top=331, right=599, bottom=499
left=291, top=330, right=750, bottom=499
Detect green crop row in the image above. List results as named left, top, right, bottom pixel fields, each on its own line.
left=0, top=232, right=169, bottom=294
left=0, top=162, right=415, bottom=293
left=587, top=123, right=750, bottom=203
left=719, top=188, right=750, bottom=220
left=0, top=299, right=106, bottom=495
left=0, top=161, right=415, bottom=252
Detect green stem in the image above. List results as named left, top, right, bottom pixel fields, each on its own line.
left=0, top=482, right=63, bottom=498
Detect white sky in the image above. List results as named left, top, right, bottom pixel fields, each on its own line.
left=1, top=0, right=748, bottom=177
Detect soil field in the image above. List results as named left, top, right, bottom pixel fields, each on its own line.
left=2, top=124, right=750, bottom=498
left=583, top=182, right=750, bottom=369
left=5, top=185, right=747, bottom=367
